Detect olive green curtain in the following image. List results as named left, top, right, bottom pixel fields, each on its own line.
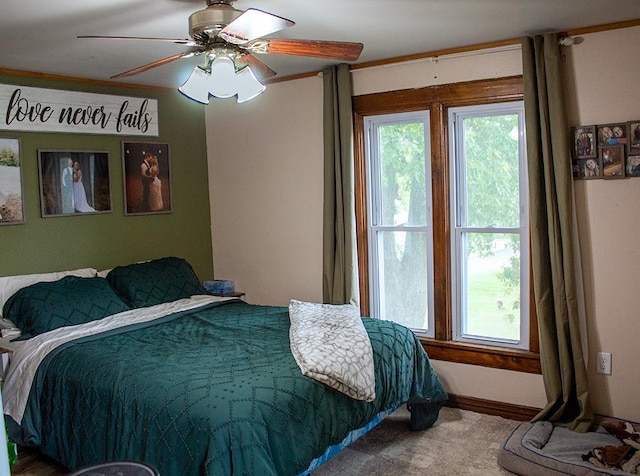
left=522, top=34, right=593, bottom=432
left=322, top=64, right=359, bottom=306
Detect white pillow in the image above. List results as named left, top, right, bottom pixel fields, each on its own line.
left=0, top=268, right=98, bottom=316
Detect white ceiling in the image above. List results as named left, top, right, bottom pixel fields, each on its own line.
left=2, top=0, right=640, bottom=89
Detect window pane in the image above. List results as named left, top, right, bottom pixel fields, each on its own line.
left=462, top=114, right=520, bottom=228
left=379, top=123, right=427, bottom=226
left=461, top=232, right=521, bottom=341
left=378, top=230, right=429, bottom=331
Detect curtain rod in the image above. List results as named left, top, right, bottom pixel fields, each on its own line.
left=350, top=36, right=578, bottom=74
left=350, top=44, right=523, bottom=73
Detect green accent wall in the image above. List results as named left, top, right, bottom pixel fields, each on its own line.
left=0, top=73, right=214, bottom=281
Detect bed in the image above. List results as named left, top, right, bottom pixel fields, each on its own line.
left=1, top=257, right=448, bottom=475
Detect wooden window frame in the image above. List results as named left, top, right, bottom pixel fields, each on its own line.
left=353, top=75, right=540, bottom=374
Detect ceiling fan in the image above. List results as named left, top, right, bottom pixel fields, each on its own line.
left=78, top=0, right=364, bottom=90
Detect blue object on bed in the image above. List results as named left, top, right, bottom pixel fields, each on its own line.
left=202, top=279, right=235, bottom=295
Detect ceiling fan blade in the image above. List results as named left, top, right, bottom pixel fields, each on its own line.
left=78, top=35, right=198, bottom=46
left=219, top=8, right=294, bottom=44
left=111, top=51, right=199, bottom=79
left=237, top=53, right=278, bottom=82
left=247, top=39, right=364, bottom=61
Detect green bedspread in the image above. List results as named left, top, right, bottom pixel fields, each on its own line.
left=9, top=300, right=447, bottom=475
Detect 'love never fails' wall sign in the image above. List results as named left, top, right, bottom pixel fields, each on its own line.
left=0, top=84, right=158, bottom=136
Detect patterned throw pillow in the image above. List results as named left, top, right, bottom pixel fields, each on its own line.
left=0, top=267, right=97, bottom=317
left=106, top=257, right=207, bottom=308
left=2, top=276, right=130, bottom=339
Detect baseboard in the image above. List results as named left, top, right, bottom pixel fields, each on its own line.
left=445, top=393, right=541, bottom=421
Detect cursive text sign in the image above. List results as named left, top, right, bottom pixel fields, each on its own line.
left=0, top=84, right=159, bottom=136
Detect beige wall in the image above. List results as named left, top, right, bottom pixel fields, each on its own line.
left=206, top=77, right=324, bottom=305
left=206, top=26, right=640, bottom=421
left=567, top=26, right=640, bottom=422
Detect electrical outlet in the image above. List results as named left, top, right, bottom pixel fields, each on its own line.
left=596, top=352, right=612, bottom=375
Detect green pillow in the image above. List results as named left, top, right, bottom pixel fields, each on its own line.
left=2, top=276, right=130, bottom=339
left=106, top=257, right=207, bottom=308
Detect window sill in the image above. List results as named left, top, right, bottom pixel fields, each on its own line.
left=419, top=338, right=541, bottom=374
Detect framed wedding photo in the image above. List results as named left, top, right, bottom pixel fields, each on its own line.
left=122, top=141, right=172, bottom=215
left=0, top=137, right=25, bottom=225
left=38, top=150, right=112, bottom=217
left=572, top=125, right=596, bottom=159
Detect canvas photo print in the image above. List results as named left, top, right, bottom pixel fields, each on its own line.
left=0, top=137, right=24, bottom=225
left=38, top=150, right=112, bottom=217
left=122, top=142, right=172, bottom=215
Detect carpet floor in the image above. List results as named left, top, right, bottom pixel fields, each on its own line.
left=11, top=406, right=520, bottom=475
left=314, top=406, right=520, bottom=475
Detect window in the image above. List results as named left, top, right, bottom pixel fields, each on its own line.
left=353, top=76, right=540, bottom=373
left=449, top=102, right=529, bottom=350
left=364, top=111, right=435, bottom=336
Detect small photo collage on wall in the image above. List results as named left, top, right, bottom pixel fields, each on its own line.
left=572, top=121, right=640, bottom=179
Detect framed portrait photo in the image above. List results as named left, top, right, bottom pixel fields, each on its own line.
left=572, top=125, right=596, bottom=159
left=597, top=123, right=627, bottom=147
left=628, top=121, right=640, bottom=155
left=38, top=150, right=112, bottom=217
left=627, top=156, right=640, bottom=178
left=573, top=157, right=601, bottom=180
left=0, top=137, right=25, bottom=225
left=122, top=142, right=172, bottom=215
left=600, top=145, right=625, bottom=179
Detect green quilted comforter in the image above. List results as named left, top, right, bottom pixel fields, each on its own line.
left=8, top=299, right=447, bottom=475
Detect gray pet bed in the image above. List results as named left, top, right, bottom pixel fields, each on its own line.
left=498, top=421, right=637, bottom=476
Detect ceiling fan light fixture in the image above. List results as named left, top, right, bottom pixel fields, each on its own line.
left=178, top=66, right=212, bottom=104
left=208, top=55, right=239, bottom=98
left=178, top=55, right=265, bottom=105
left=236, top=65, right=266, bottom=103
